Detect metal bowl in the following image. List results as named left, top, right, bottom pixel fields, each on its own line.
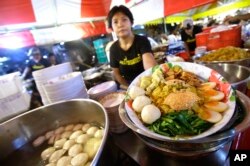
left=0, top=99, right=109, bottom=165
left=119, top=91, right=250, bottom=157
left=205, top=63, right=250, bottom=94
left=193, top=51, right=250, bottom=67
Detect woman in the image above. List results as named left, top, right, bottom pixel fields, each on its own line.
left=107, top=5, right=157, bottom=89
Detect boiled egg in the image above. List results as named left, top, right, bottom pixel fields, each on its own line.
left=203, top=89, right=225, bottom=101
left=198, top=82, right=217, bottom=90
left=204, top=101, right=228, bottom=112
left=199, top=108, right=222, bottom=123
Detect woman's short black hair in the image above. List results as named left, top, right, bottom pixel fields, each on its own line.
left=107, top=5, right=134, bottom=29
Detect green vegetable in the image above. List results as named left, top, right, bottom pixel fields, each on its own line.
left=148, top=110, right=213, bottom=137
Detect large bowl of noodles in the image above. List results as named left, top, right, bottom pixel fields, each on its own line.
left=124, top=62, right=236, bottom=141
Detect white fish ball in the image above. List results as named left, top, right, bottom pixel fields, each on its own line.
left=56, top=156, right=72, bottom=166
left=76, top=134, right=89, bottom=144
left=41, top=147, right=56, bottom=160
left=71, top=153, right=88, bottom=166
left=73, top=124, right=83, bottom=131
left=70, top=130, right=83, bottom=140
left=33, top=136, right=46, bottom=147
left=65, top=124, right=74, bottom=131
left=141, top=104, right=161, bottom=124
left=61, top=131, right=72, bottom=139
left=49, top=149, right=66, bottom=163
left=132, top=96, right=151, bottom=113
left=83, top=138, right=101, bottom=159
left=54, top=127, right=65, bottom=135
left=86, top=127, right=99, bottom=136
left=128, top=86, right=145, bottom=99
left=54, top=138, right=67, bottom=149
left=94, top=129, right=104, bottom=138
left=68, top=144, right=83, bottom=157
left=82, top=123, right=91, bottom=133
left=63, top=139, right=75, bottom=150
left=45, top=131, right=55, bottom=140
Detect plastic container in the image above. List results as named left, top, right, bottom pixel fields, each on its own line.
left=196, top=25, right=242, bottom=51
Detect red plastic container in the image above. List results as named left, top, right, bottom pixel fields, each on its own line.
left=196, top=25, right=242, bottom=50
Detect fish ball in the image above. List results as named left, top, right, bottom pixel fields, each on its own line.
left=68, top=144, right=83, bottom=157
left=71, top=153, right=88, bottom=166
left=83, top=138, right=101, bottom=159
left=63, top=139, right=75, bottom=150
left=94, top=129, right=104, bottom=138
left=45, top=131, right=55, bottom=140
left=56, top=156, right=72, bottom=166
left=70, top=130, right=83, bottom=140
left=54, top=138, right=67, bottom=149
left=73, top=124, right=83, bottom=131
left=46, top=163, right=56, bottom=166
left=55, top=127, right=65, bottom=135
left=86, top=127, right=99, bottom=136
left=41, top=147, right=56, bottom=160
left=141, top=104, right=161, bottom=124
left=33, top=135, right=46, bottom=147
left=49, top=149, right=66, bottom=163
left=65, top=124, right=74, bottom=131
left=132, top=96, right=151, bottom=113
left=61, top=131, right=72, bottom=139
left=128, top=86, right=145, bottom=99
left=76, top=134, right=89, bottom=144
left=82, top=123, right=91, bottom=133
left=48, top=135, right=56, bottom=145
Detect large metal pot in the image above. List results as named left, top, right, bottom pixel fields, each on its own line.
left=119, top=91, right=250, bottom=157
left=205, top=63, right=250, bottom=94
left=0, top=99, right=109, bottom=165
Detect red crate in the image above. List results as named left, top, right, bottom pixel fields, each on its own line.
left=196, top=25, right=242, bottom=51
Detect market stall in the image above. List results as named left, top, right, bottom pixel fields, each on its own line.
left=0, top=1, right=250, bottom=166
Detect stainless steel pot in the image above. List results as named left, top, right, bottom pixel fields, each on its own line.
left=119, top=91, right=250, bottom=157
left=0, top=99, right=109, bottom=165
left=205, top=63, right=250, bottom=94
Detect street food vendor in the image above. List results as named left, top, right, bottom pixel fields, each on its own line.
left=180, top=18, right=203, bottom=57
left=107, top=5, right=157, bottom=89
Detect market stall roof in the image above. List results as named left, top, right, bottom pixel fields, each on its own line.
left=0, top=0, right=217, bottom=48
left=145, top=0, right=250, bottom=24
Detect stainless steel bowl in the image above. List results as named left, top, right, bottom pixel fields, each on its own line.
left=0, top=99, right=109, bottom=165
left=205, top=63, right=250, bottom=94
left=119, top=91, right=250, bottom=157
left=193, top=53, right=250, bottom=67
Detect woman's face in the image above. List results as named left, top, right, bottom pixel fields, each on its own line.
left=111, top=12, right=132, bottom=38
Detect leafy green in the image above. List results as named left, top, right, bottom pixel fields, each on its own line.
left=148, top=110, right=213, bottom=137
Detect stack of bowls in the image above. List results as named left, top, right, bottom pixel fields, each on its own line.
left=87, top=81, right=117, bottom=100
left=32, top=62, right=73, bottom=105
left=43, top=72, right=89, bottom=103
left=99, top=92, right=127, bottom=133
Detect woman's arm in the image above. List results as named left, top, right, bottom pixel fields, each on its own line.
left=142, top=52, right=157, bottom=70
left=21, top=67, right=31, bottom=80
left=112, top=68, right=129, bottom=88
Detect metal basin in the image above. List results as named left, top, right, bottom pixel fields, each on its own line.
left=119, top=91, right=250, bottom=157
left=205, top=63, right=250, bottom=94
left=0, top=99, right=109, bottom=165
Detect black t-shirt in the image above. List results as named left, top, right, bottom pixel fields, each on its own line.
left=181, top=25, right=203, bottom=52
left=110, top=35, right=152, bottom=83
left=27, top=58, right=51, bottom=72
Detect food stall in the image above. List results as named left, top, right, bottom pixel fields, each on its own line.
left=0, top=0, right=250, bottom=166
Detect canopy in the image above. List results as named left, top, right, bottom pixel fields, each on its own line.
left=0, top=0, right=216, bottom=48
